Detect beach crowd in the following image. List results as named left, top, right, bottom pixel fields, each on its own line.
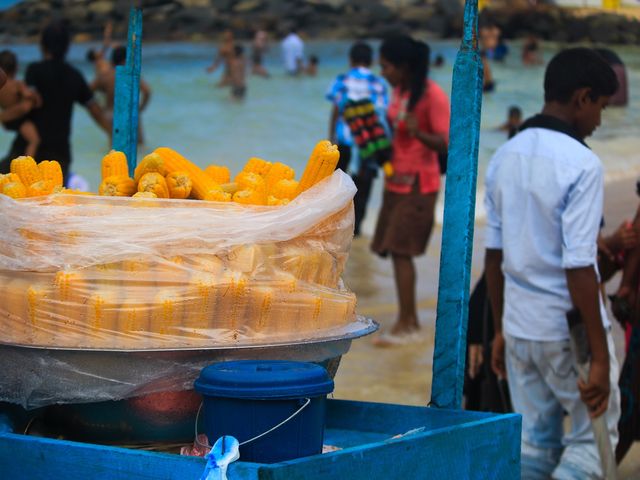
left=0, top=16, right=639, bottom=480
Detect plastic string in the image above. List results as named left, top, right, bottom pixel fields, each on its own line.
left=194, top=397, right=312, bottom=449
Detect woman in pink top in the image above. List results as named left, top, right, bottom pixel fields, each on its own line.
left=371, top=35, right=450, bottom=340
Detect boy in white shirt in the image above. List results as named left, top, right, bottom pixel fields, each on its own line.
left=484, top=48, right=620, bottom=479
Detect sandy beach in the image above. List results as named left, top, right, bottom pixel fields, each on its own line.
left=333, top=175, right=640, bottom=479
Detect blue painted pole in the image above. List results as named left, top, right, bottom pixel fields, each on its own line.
left=431, top=0, right=483, bottom=410
left=112, top=7, right=143, bottom=172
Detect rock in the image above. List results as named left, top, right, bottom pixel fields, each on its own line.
left=176, top=0, right=213, bottom=6
left=233, top=0, right=263, bottom=13
left=87, top=0, right=115, bottom=15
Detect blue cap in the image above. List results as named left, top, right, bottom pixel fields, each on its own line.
left=194, top=360, right=334, bottom=400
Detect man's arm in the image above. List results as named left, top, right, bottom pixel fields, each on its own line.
left=566, top=266, right=610, bottom=418
left=139, top=79, right=151, bottom=112
left=85, top=100, right=111, bottom=134
left=485, top=248, right=506, bottom=378
left=0, top=100, right=33, bottom=123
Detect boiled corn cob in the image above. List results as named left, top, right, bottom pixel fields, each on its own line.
left=37, top=160, right=63, bottom=187
left=165, top=171, right=192, bottom=199
left=233, top=189, right=267, bottom=206
left=154, top=147, right=221, bottom=200
left=99, top=175, right=137, bottom=197
left=101, top=150, right=129, bottom=180
left=0, top=173, right=21, bottom=189
left=27, top=180, right=54, bottom=197
left=205, top=165, right=231, bottom=184
left=264, top=162, right=295, bottom=191
left=242, top=157, right=272, bottom=176
left=234, top=171, right=266, bottom=193
left=270, top=179, right=298, bottom=200
left=296, top=141, right=340, bottom=194
left=138, top=172, right=170, bottom=198
left=11, top=156, right=42, bottom=186
left=267, top=195, right=290, bottom=206
left=134, top=152, right=170, bottom=182
left=2, top=181, right=27, bottom=199
left=204, top=188, right=232, bottom=202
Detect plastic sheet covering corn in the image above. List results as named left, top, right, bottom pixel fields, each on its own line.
left=0, top=170, right=357, bottom=349
left=0, top=170, right=365, bottom=408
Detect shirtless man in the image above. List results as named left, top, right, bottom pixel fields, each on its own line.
left=91, top=45, right=151, bottom=143
left=206, top=30, right=235, bottom=87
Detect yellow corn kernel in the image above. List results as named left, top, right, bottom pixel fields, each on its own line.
left=242, top=157, right=272, bottom=176
left=267, top=195, right=290, bottom=206
left=150, top=290, right=180, bottom=337
left=38, top=160, right=63, bottom=187
left=234, top=171, right=266, bottom=193
left=264, top=162, right=295, bottom=190
left=205, top=165, right=231, bottom=184
left=86, top=289, right=118, bottom=345
left=165, top=171, right=192, bottom=199
left=138, top=172, right=170, bottom=198
left=134, top=152, right=169, bottom=182
left=233, top=189, right=267, bottom=206
left=269, top=179, right=299, bottom=200
left=99, top=175, right=137, bottom=197
left=10, top=156, right=42, bottom=186
left=2, top=181, right=27, bottom=199
left=27, top=180, right=54, bottom=197
left=204, top=188, right=232, bottom=202
left=154, top=147, right=220, bottom=200
left=296, top=140, right=340, bottom=194
left=101, top=150, right=129, bottom=180
left=229, top=275, right=247, bottom=329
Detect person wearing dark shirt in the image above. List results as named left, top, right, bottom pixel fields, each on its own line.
left=0, top=20, right=109, bottom=182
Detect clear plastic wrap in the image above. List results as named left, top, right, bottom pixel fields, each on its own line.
left=0, top=170, right=358, bottom=351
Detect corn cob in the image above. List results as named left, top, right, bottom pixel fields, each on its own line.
left=2, top=181, right=27, bottom=199
left=27, top=180, right=54, bottom=197
left=134, top=152, right=170, bottom=182
left=229, top=274, right=247, bottom=329
left=165, top=171, right=192, bottom=199
left=138, top=172, right=170, bottom=198
left=233, top=189, right=267, bottom=206
left=204, top=189, right=232, bottom=202
left=264, top=162, right=295, bottom=190
left=184, top=272, right=217, bottom=337
left=53, top=186, right=94, bottom=195
left=296, top=140, right=340, bottom=194
left=99, top=175, right=137, bottom=197
left=247, top=285, right=274, bottom=331
left=2, top=278, right=31, bottom=345
left=267, top=195, right=290, bottom=206
left=270, top=178, right=298, bottom=200
left=242, top=157, right=272, bottom=176
left=220, top=182, right=239, bottom=194
left=86, top=289, right=118, bottom=346
left=27, top=285, right=49, bottom=346
left=150, top=290, right=180, bottom=337
left=38, top=160, right=63, bottom=187
left=154, top=147, right=220, bottom=200
left=205, top=165, right=231, bottom=184
left=101, top=150, right=129, bottom=180
left=234, top=171, right=266, bottom=193
left=10, top=156, right=42, bottom=186
left=0, top=173, right=21, bottom=189
left=132, top=191, right=158, bottom=198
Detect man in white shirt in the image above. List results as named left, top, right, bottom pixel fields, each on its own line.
left=484, top=48, right=620, bottom=479
left=281, top=28, right=304, bottom=76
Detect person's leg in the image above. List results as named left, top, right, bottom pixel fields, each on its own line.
left=352, top=167, right=375, bottom=237
left=505, top=335, right=564, bottom=480
left=550, top=331, right=620, bottom=480
left=390, top=253, right=419, bottom=334
left=19, top=121, right=39, bottom=158
left=336, top=144, right=351, bottom=174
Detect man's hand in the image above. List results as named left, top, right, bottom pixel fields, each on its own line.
left=577, top=358, right=610, bottom=418
left=468, top=344, right=483, bottom=379
left=491, top=332, right=507, bottom=379
left=406, top=113, right=419, bottom=137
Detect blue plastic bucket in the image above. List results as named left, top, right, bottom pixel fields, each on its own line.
left=194, top=360, right=334, bottom=463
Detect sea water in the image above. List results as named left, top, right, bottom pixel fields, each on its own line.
left=1, top=39, right=639, bottom=233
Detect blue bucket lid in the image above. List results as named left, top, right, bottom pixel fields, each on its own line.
left=194, top=360, right=334, bottom=399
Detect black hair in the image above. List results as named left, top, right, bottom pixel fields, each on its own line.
left=380, top=35, right=430, bottom=111
left=508, top=105, right=522, bottom=117
left=0, top=50, right=17, bottom=75
left=544, top=48, right=618, bottom=103
left=234, top=44, right=244, bottom=56
left=349, top=42, right=372, bottom=66
left=41, top=20, right=70, bottom=61
left=309, top=54, right=318, bottom=65
left=86, top=49, right=97, bottom=63
left=111, top=45, right=127, bottom=66
left=594, top=48, right=623, bottom=66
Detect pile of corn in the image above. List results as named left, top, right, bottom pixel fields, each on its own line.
left=0, top=140, right=341, bottom=206
left=0, top=141, right=357, bottom=350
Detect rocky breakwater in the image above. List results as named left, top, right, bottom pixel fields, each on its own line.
left=1, top=0, right=639, bottom=44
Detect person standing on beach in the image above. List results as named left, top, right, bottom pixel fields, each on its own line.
left=326, top=41, right=389, bottom=237
left=0, top=20, right=110, bottom=182
left=281, top=28, right=304, bottom=76
left=371, top=35, right=450, bottom=342
left=485, top=48, right=620, bottom=479
left=207, top=29, right=235, bottom=87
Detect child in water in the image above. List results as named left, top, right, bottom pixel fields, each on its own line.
left=0, top=50, right=40, bottom=157
left=230, top=44, right=247, bottom=100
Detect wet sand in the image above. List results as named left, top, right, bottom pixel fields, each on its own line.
left=333, top=176, right=640, bottom=479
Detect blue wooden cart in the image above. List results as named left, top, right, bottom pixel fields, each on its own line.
left=0, top=1, right=521, bottom=478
